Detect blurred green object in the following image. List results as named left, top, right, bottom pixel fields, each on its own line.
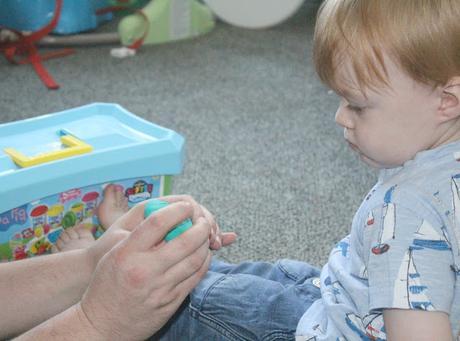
left=118, top=0, right=215, bottom=47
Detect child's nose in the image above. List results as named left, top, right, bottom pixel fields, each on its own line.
left=335, top=106, right=353, bottom=129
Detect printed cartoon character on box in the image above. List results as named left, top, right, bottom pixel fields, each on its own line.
left=13, top=245, right=27, bottom=260
left=126, top=180, right=153, bottom=204
left=21, top=227, right=34, bottom=239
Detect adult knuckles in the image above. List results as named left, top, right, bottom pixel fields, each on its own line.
left=141, top=214, right=171, bottom=240
left=146, top=209, right=183, bottom=232
left=111, top=245, right=130, bottom=268
left=168, top=221, right=209, bottom=254
left=122, top=264, right=150, bottom=289
left=110, top=246, right=151, bottom=283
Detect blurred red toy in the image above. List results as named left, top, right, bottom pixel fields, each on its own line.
left=0, top=0, right=74, bottom=90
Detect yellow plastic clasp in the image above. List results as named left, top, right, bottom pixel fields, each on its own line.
left=4, top=135, right=93, bottom=168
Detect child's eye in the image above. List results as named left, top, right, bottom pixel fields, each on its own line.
left=347, top=105, right=364, bottom=114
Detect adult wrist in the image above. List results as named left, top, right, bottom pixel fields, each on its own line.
left=84, top=246, right=100, bottom=276
left=73, top=303, right=108, bottom=341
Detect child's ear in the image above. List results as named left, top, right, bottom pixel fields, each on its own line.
left=438, top=77, right=460, bottom=122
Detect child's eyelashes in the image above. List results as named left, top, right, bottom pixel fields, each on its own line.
left=339, top=98, right=366, bottom=114
left=347, top=105, right=365, bottom=114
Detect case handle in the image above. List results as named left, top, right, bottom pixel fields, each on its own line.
left=4, top=135, right=93, bottom=168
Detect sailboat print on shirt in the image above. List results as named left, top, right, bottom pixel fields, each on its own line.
left=345, top=313, right=368, bottom=339
left=366, top=211, right=375, bottom=226
left=362, top=313, right=386, bottom=341
left=345, top=313, right=386, bottom=341
left=372, top=186, right=396, bottom=255
left=393, top=249, right=434, bottom=311
left=411, top=220, right=451, bottom=251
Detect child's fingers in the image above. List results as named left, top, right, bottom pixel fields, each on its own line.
left=209, top=230, right=222, bottom=249
left=65, top=226, right=79, bottom=240
left=59, top=230, right=70, bottom=242
left=200, top=205, right=217, bottom=226
left=221, top=232, right=238, bottom=246
left=199, top=205, right=220, bottom=248
left=210, top=232, right=237, bottom=250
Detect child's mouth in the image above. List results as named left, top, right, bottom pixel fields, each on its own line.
left=347, top=141, right=359, bottom=152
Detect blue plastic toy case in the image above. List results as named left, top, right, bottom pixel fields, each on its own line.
left=0, top=103, right=185, bottom=261
left=0, top=0, right=112, bottom=35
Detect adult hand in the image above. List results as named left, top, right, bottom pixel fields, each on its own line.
left=85, top=221, right=130, bottom=270
left=79, top=200, right=212, bottom=340
left=159, top=195, right=237, bottom=250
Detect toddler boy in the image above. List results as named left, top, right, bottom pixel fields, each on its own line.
left=154, top=0, right=460, bottom=339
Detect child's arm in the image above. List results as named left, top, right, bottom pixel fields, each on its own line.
left=383, top=309, right=453, bottom=340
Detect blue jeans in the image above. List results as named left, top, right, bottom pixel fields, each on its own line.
left=152, top=258, right=321, bottom=340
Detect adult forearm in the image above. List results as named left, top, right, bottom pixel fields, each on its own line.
left=0, top=249, right=95, bottom=339
left=14, top=303, right=106, bottom=341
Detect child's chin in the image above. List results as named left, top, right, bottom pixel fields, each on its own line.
left=359, top=154, right=384, bottom=169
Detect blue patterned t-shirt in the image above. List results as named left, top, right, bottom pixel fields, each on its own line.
left=296, top=142, right=460, bottom=340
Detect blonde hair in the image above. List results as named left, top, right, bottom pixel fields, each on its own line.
left=313, top=0, right=460, bottom=94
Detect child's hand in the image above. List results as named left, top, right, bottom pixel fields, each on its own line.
left=159, top=195, right=237, bottom=250
left=201, top=204, right=237, bottom=250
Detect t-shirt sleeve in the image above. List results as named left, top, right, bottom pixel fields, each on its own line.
left=363, top=198, right=456, bottom=314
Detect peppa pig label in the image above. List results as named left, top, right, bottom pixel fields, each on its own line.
left=0, top=175, right=169, bottom=261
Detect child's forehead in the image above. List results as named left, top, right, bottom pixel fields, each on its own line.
left=332, top=53, right=398, bottom=99
left=332, top=61, right=369, bottom=99
left=336, top=88, right=365, bottom=102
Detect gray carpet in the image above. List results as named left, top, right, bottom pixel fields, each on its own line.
left=0, top=2, right=376, bottom=266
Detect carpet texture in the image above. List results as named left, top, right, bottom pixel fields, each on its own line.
left=0, top=1, right=376, bottom=266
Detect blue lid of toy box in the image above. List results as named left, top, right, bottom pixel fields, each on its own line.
left=0, top=103, right=185, bottom=214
